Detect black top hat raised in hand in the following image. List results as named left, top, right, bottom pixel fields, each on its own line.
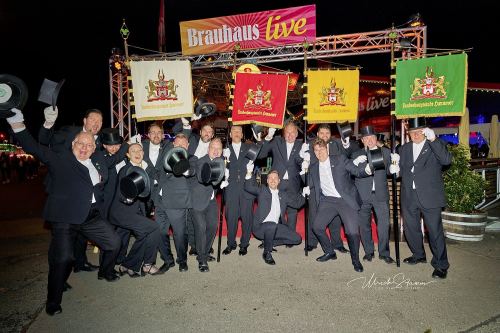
left=360, top=125, right=377, bottom=138
left=366, top=147, right=385, bottom=171
left=0, top=74, right=28, bottom=117
left=194, top=97, right=216, bottom=118
left=164, top=147, right=189, bottom=176
left=336, top=121, right=352, bottom=140
left=120, top=166, right=151, bottom=201
left=407, top=117, right=427, bottom=131
left=245, top=144, right=262, bottom=162
left=38, top=78, right=65, bottom=108
left=198, top=157, right=225, bottom=185
left=101, top=128, right=123, bottom=145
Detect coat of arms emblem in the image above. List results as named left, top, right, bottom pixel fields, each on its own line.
left=410, top=66, right=447, bottom=100
left=320, top=79, right=346, bottom=106
left=145, top=70, right=179, bottom=102
left=244, top=82, right=272, bottom=110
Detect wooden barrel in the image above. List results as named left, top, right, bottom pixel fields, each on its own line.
left=442, top=211, right=488, bottom=241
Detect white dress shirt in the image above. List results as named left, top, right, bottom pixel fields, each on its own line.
left=412, top=139, right=426, bottom=189
left=319, top=158, right=341, bottom=198
left=283, top=141, right=294, bottom=180
left=232, top=142, right=241, bottom=160
left=194, top=139, right=210, bottom=158
left=149, top=143, right=161, bottom=167
left=263, top=188, right=281, bottom=223
left=79, top=158, right=100, bottom=203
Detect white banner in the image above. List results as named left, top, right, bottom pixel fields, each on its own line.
left=130, top=60, right=193, bottom=121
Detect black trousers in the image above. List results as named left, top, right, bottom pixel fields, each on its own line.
left=192, top=200, right=218, bottom=264
left=225, top=195, right=254, bottom=248
left=358, top=194, right=391, bottom=257
left=253, top=221, right=302, bottom=253
left=307, top=194, right=344, bottom=249
left=155, top=207, right=189, bottom=264
left=402, top=189, right=449, bottom=270
left=47, top=208, right=120, bottom=306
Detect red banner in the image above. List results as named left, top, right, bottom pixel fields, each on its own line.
left=231, top=73, right=289, bottom=128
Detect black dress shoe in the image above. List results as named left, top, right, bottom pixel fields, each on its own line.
left=45, top=302, right=62, bottom=316
left=239, top=247, right=248, bottom=256
left=379, top=255, right=395, bottom=264
left=353, top=261, right=364, bottom=272
left=306, top=245, right=317, bottom=251
left=262, top=252, right=276, bottom=265
left=432, top=268, right=447, bottom=279
left=63, top=282, right=72, bottom=292
left=189, top=247, right=198, bottom=256
left=198, top=262, right=209, bottom=272
left=285, top=244, right=294, bottom=248
left=179, top=262, right=188, bottom=272
left=316, top=252, right=337, bottom=262
left=73, top=262, right=99, bottom=273
left=258, top=243, right=277, bottom=252
left=97, top=272, right=120, bottom=282
left=158, top=262, right=175, bottom=274
left=222, top=246, right=236, bottom=255
left=403, top=256, right=427, bottom=265
left=335, top=246, right=349, bottom=253
left=209, top=247, right=214, bottom=254
left=363, top=253, right=374, bottom=262
left=207, top=255, right=216, bottom=262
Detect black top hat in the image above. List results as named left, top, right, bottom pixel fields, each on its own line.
left=366, top=148, right=385, bottom=171
left=163, top=146, right=189, bottom=176
left=376, top=133, right=385, bottom=142
left=251, top=124, right=265, bottom=137
left=336, top=121, right=352, bottom=139
left=198, top=157, right=225, bottom=185
left=38, top=78, right=65, bottom=108
left=120, top=166, right=151, bottom=200
left=194, top=97, right=216, bottom=118
left=245, top=144, right=262, bottom=162
left=360, top=125, right=377, bottom=138
left=101, top=128, right=123, bottom=145
left=0, top=74, right=28, bottom=116
left=407, top=117, right=427, bottom=131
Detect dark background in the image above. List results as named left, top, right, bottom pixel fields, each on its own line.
left=0, top=0, right=497, bottom=133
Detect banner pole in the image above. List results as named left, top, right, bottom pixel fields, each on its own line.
left=303, top=40, right=310, bottom=257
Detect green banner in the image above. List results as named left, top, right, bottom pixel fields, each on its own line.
left=395, top=53, right=467, bottom=118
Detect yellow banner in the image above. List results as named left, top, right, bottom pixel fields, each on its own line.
left=306, top=69, right=359, bottom=123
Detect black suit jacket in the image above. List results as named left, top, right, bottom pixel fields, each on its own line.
left=351, top=146, right=392, bottom=202
left=309, top=138, right=361, bottom=164
left=224, top=142, right=256, bottom=201
left=15, top=129, right=115, bottom=224
left=189, top=155, right=222, bottom=211
left=244, top=177, right=304, bottom=225
left=38, top=125, right=102, bottom=152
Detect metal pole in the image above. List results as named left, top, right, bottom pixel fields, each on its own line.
left=303, top=41, right=309, bottom=257
left=389, top=29, right=401, bottom=267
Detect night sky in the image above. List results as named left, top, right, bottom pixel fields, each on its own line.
left=0, top=0, right=497, bottom=133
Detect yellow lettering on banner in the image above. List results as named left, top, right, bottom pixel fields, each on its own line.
left=265, top=15, right=308, bottom=41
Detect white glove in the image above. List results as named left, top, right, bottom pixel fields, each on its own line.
left=299, top=160, right=309, bottom=175
left=192, top=113, right=202, bottom=121
left=265, top=128, right=276, bottom=141
left=43, top=106, right=58, bottom=128
left=353, top=155, right=367, bottom=166
left=6, top=108, right=24, bottom=124
left=302, top=152, right=310, bottom=162
left=224, top=168, right=230, bottom=180
left=128, top=134, right=142, bottom=144
left=182, top=169, right=190, bottom=176
left=246, top=160, right=254, bottom=174
left=389, top=164, right=400, bottom=174
left=390, top=153, right=400, bottom=164
left=299, top=143, right=309, bottom=158
left=220, top=180, right=229, bottom=189
left=365, top=163, right=373, bottom=175
left=422, top=127, right=436, bottom=142
left=223, top=148, right=231, bottom=159
left=253, top=131, right=262, bottom=142
left=341, top=136, right=350, bottom=148
left=302, top=186, right=310, bottom=197
left=181, top=117, right=191, bottom=129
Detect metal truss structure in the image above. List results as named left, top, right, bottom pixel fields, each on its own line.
left=110, top=26, right=426, bottom=137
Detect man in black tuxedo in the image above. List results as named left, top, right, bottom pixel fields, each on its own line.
left=399, top=119, right=451, bottom=279
left=6, top=109, right=121, bottom=316
left=304, top=138, right=371, bottom=272
left=351, top=126, right=399, bottom=264
left=257, top=122, right=303, bottom=232
left=189, top=138, right=224, bottom=272
left=221, top=125, right=257, bottom=256
left=154, top=133, right=197, bottom=273
left=244, top=166, right=304, bottom=265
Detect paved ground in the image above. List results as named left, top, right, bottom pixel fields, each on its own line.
left=1, top=173, right=500, bottom=333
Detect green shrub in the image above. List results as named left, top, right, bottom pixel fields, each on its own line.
left=443, top=144, right=488, bottom=213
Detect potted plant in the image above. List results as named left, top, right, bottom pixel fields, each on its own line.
left=442, top=144, right=488, bottom=241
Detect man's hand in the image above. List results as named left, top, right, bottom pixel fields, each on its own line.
left=182, top=169, right=190, bottom=177
left=245, top=160, right=254, bottom=179
left=220, top=180, right=229, bottom=189
left=6, top=108, right=24, bottom=125
left=390, top=153, right=400, bottom=164
left=389, top=165, right=400, bottom=174
left=353, top=155, right=367, bottom=166
left=302, top=186, right=310, bottom=197
left=43, top=106, right=58, bottom=129
left=341, top=136, right=350, bottom=149
left=264, top=128, right=276, bottom=141
left=181, top=117, right=191, bottom=129
left=365, top=163, right=373, bottom=175
left=422, top=128, right=436, bottom=142
left=223, top=148, right=231, bottom=159
left=224, top=168, right=230, bottom=180
left=252, top=128, right=262, bottom=142
left=192, top=113, right=202, bottom=121
left=300, top=160, right=309, bottom=175
left=128, top=134, right=142, bottom=144
left=299, top=143, right=309, bottom=158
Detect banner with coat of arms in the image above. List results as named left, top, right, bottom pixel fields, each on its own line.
left=395, top=53, right=468, bottom=118
left=129, top=60, right=193, bottom=121
left=305, top=69, right=360, bottom=123
left=231, top=73, right=289, bottom=128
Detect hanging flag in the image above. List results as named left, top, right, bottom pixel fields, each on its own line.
left=395, top=53, right=468, bottom=118
left=231, top=73, right=289, bottom=128
left=306, top=69, right=360, bottom=123
left=129, top=60, right=193, bottom=122
left=158, top=0, right=166, bottom=52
